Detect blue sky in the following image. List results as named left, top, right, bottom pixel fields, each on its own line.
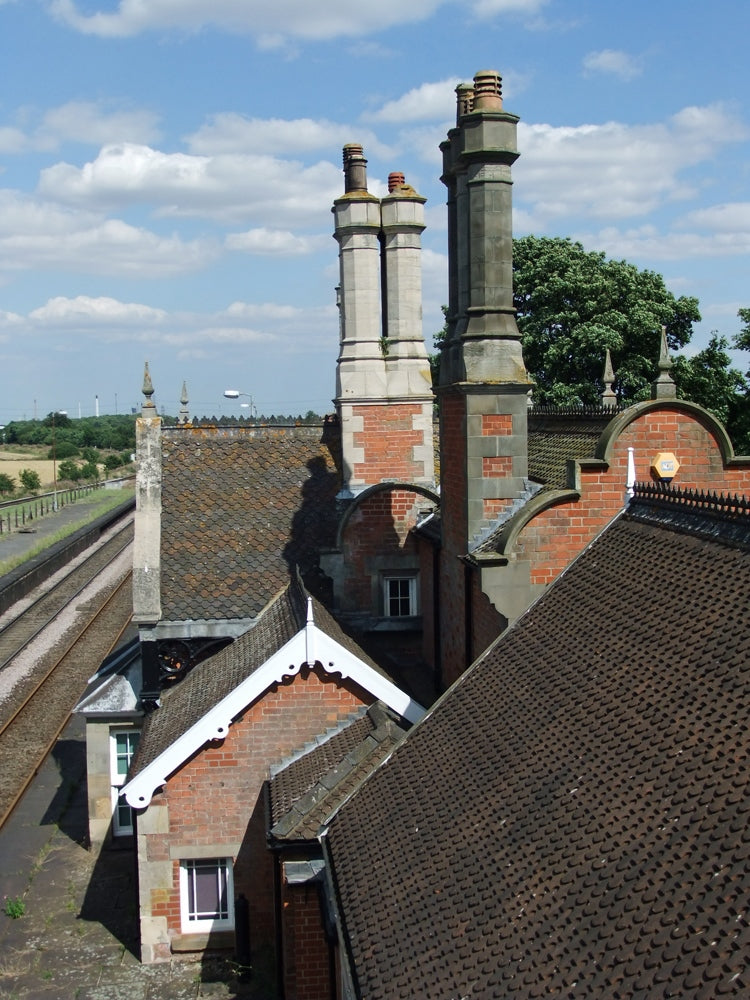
left=0, top=0, right=747, bottom=422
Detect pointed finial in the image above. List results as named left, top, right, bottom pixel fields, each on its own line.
left=178, top=380, right=190, bottom=424
left=600, top=349, right=617, bottom=407
left=625, top=446, right=636, bottom=502
left=141, top=362, right=156, bottom=415
left=651, top=326, right=676, bottom=399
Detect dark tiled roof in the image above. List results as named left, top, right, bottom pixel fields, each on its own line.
left=160, top=422, right=341, bottom=622
left=325, top=487, right=750, bottom=999
left=268, top=703, right=406, bottom=843
left=527, top=405, right=616, bottom=487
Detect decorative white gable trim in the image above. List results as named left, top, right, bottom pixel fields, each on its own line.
left=123, top=600, right=424, bottom=809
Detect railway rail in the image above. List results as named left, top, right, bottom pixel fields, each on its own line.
left=0, top=519, right=133, bottom=671
left=0, top=521, right=135, bottom=830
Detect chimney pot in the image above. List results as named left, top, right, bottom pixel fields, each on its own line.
left=388, top=171, right=405, bottom=193
left=472, top=70, right=503, bottom=111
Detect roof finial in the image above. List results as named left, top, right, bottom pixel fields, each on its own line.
left=141, top=362, right=156, bottom=416
left=178, top=380, right=190, bottom=424
left=600, top=349, right=617, bottom=407
left=651, top=326, right=676, bottom=399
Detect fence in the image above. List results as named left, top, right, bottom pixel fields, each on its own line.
left=0, top=478, right=134, bottom=535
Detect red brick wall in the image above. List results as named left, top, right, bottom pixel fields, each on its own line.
left=519, top=409, right=750, bottom=588
left=281, top=880, right=331, bottom=1000
left=339, top=488, right=424, bottom=614
left=352, top=403, right=428, bottom=483
left=144, top=666, right=372, bottom=957
left=470, top=573, right=505, bottom=667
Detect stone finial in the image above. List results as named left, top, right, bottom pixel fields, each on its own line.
left=472, top=70, right=503, bottom=112
left=651, top=325, right=676, bottom=399
left=456, top=83, right=474, bottom=122
left=600, top=349, right=617, bottom=406
left=342, top=143, right=368, bottom=193
left=141, top=361, right=156, bottom=415
left=178, top=380, right=190, bottom=424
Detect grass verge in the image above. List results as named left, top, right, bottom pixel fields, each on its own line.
left=0, top=488, right=134, bottom=578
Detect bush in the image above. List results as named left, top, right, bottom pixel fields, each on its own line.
left=79, top=462, right=100, bottom=482
left=81, top=447, right=100, bottom=464
left=58, top=460, right=81, bottom=482
left=0, top=472, right=15, bottom=495
left=48, top=441, right=79, bottom=460
left=19, top=468, right=41, bottom=494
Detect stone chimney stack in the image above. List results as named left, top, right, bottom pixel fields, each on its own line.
left=133, top=362, right=162, bottom=627
left=333, top=147, right=434, bottom=495
left=437, top=70, right=532, bottom=677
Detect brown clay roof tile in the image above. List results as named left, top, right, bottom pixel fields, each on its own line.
left=324, top=486, right=750, bottom=998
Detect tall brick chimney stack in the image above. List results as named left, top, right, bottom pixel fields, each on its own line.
left=333, top=147, right=434, bottom=496
left=437, top=70, right=532, bottom=677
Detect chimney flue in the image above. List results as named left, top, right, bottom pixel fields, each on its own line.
left=343, top=143, right=368, bottom=193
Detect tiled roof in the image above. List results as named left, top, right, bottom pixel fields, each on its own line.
left=325, top=486, right=750, bottom=999
left=160, top=422, right=341, bottom=622
left=129, top=573, right=391, bottom=783
left=527, top=405, right=616, bottom=487
left=268, top=703, right=407, bottom=843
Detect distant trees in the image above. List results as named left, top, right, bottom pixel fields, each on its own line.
left=5, top=414, right=136, bottom=452
left=0, top=473, right=15, bottom=496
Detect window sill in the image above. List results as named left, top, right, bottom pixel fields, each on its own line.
left=172, top=929, right=235, bottom=953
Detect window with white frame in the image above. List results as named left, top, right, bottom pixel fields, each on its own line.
left=180, top=858, right=235, bottom=933
left=383, top=574, right=418, bottom=618
left=110, top=728, right=140, bottom=836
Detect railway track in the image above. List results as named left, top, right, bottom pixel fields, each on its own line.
left=0, top=524, right=135, bottom=830
left=0, top=519, right=133, bottom=670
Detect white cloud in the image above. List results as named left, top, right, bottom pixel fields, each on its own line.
left=0, top=191, right=215, bottom=277
left=225, top=228, right=328, bottom=256
left=582, top=49, right=643, bottom=81
left=574, top=224, right=750, bottom=262
left=0, top=102, right=160, bottom=154
left=367, top=79, right=462, bottom=124
left=515, top=103, right=748, bottom=225
left=682, top=202, right=750, bottom=233
left=187, top=114, right=390, bottom=159
left=49, top=0, right=443, bottom=40
left=29, top=295, right=167, bottom=325
left=49, top=0, right=548, bottom=39
left=39, top=142, right=343, bottom=225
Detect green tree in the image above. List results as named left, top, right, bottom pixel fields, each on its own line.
left=48, top=441, right=79, bottom=460
left=79, top=461, right=100, bottom=482
left=58, top=459, right=81, bottom=482
left=672, top=333, right=750, bottom=451
left=735, top=307, right=750, bottom=352
left=512, top=236, right=700, bottom=405
left=19, top=468, right=41, bottom=494
left=0, top=472, right=15, bottom=495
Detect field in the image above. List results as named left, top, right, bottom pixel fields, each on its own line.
left=0, top=452, right=57, bottom=489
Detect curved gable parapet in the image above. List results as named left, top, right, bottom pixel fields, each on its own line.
left=483, top=487, right=580, bottom=559
left=335, top=481, right=439, bottom=549
left=594, top=399, right=741, bottom=467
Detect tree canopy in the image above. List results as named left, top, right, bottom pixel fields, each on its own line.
left=434, top=237, right=750, bottom=453
left=513, top=236, right=701, bottom=406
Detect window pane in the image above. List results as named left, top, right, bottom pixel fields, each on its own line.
left=188, top=861, right=228, bottom=920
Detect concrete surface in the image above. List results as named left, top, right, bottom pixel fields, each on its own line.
left=0, top=715, right=271, bottom=999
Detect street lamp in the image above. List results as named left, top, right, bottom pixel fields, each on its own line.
left=223, top=390, right=256, bottom=419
